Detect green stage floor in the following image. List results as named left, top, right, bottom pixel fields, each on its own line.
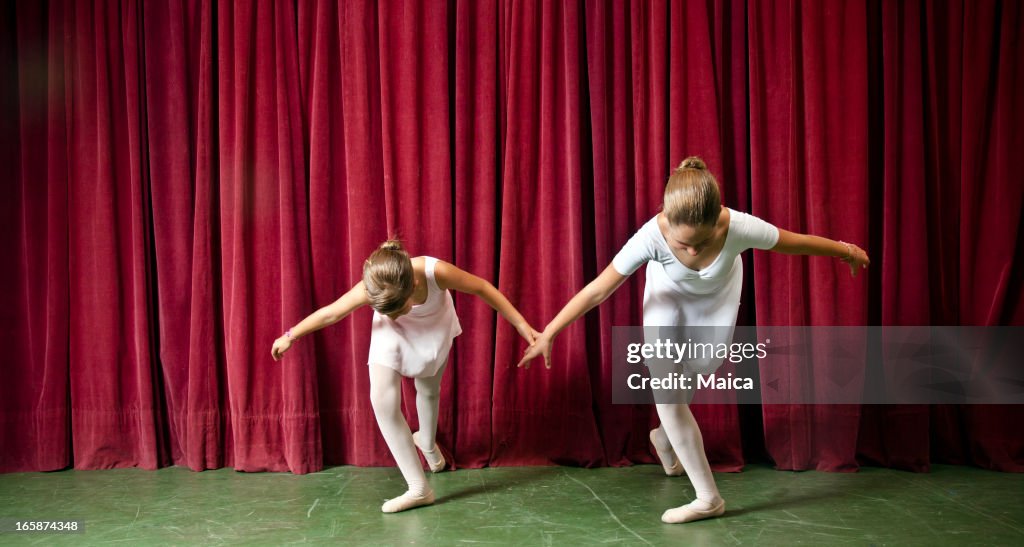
left=1, top=463, right=1022, bottom=545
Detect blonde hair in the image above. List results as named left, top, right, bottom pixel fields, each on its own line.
left=362, top=239, right=414, bottom=314
left=663, top=156, right=722, bottom=227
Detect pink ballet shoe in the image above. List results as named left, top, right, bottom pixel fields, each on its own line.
left=412, top=431, right=447, bottom=473
left=661, top=498, right=725, bottom=524
left=649, top=429, right=684, bottom=476
left=381, top=489, right=435, bottom=513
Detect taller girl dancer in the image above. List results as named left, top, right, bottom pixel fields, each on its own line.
left=272, top=240, right=538, bottom=513
left=518, top=157, right=869, bottom=523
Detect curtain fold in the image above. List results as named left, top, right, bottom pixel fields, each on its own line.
left=492, top=0, right=606, bottom=467
left=749, top=0, right=871, bottom=472
left=216, top=0, right=320, bottom=473
left=953, top=0, right=1024, bottom=472
left=2, top=0, right=1021, bottom=474
left=3, top=0, right=71, bottom=472
left=64, top=0, right=164, bottom=470
left=295, top=0, right=386, bottom=468
left=452, top=0, right=500, bottom=468
left=143, top=0, right=224, bottom=472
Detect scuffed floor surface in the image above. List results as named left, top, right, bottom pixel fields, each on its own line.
left=1, top=463, right=1022, bottom=545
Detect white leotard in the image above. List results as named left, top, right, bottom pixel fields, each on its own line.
left=367, top=256, right=463, bottom=378
left=612, top=208, right=778, bottom=375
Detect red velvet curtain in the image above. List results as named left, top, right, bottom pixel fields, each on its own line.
left=2, top=0, right=1021, bottom=474
left=749, top=0, right=872, bottom=472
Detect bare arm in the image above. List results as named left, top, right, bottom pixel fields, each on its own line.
left=771, top=229, right=870, bottom=276
left=518, top=264, right=630, bottom=369
left=271, top=281, right=370, bottom=360
left=434, top=260, right=539, bottom=345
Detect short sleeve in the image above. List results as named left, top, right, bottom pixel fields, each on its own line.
left=733, top=211, right=779, bottom=250
left=612, top=220, right=658, bottom=276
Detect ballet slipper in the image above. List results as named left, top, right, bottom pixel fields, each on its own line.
left=661, top=498, right=725, bottom=524
left=412, top=431, right=447, bottom=473
left=649, top=428, right=684, bottom=476
left=381, top=489, right=435, bottom=513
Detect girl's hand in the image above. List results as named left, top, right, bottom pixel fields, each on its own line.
left=515, top=323, right=541, bottom=346
left=518, top=333, right=553, bottom=369
left=839, top=242, right=871, bottom=277
left=271, top=336, right=293, bottom=361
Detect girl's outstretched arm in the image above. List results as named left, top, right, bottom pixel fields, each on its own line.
left=271, top=282, right=370, bottom=360
left=517, top=264, right=629, bottom=369
left=771, top=229, right=871, bottom=277
left=434, top=260, right=540, bottom=348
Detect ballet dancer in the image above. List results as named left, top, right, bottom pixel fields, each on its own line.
left=272, top=240, right=538, bottom=513
left=518, top=157, right=869, bottom=523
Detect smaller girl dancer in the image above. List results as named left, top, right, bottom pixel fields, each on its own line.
left=272, top=240, right=538, bottom=513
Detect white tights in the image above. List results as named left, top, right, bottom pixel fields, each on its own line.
left=369, top=362, right=446, bottom=505
left=368, top=361, right=720, bottom=516
left=654, top=403, right=722, bottom=508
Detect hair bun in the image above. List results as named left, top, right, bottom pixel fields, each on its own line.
left=678, top=156, right=707, bottom=171
left=379, top=239, right=404, bottom=252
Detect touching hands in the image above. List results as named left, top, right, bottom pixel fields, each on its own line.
left=839, top=242, right=871, bottom=277
left=518, top=331, right=553, bottom=369
left=515, top=322, right=542, bottom=347
left=271, top=336, right=293, bottom=361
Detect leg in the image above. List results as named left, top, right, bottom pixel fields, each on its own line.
left=412, top=359, right=447, bottom=472
left=650, top=425, right=684, bottom=476
left=655, top=403, right=725, bottom=524
left=369, top=364, right=434, bottom=513
left=642, top=260, right=735, bottom=522
left=644, top=329, right=690, bottom=477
